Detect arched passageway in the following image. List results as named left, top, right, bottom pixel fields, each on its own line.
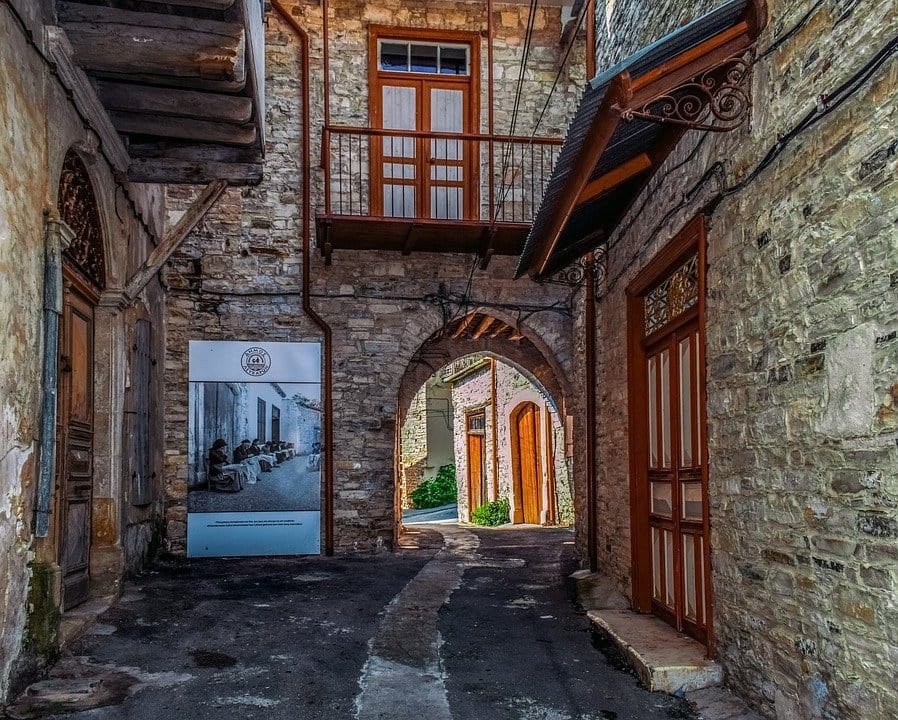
left=396, top=312, right=574, bottom=538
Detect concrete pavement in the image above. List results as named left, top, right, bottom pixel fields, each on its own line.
left=6, top=525, right=695, bottom=720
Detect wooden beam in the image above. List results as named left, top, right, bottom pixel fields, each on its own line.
left=451, top=313, right=477, bottom=340
left=95, top=82, right=253, bottom=124
left=109, top=111, right=257, bottom=146
left=58, top=2, right=246, bottom=91
left=127, top=157, right=262, bottom=184
left=489, top=323, right=508, bottom=339
left=575, top=153, right=652, bottom=206
left=128, top=141, right=260, bottom=164
left=241, top=0, right=266, bottom=146
left=125, top=180, right=228, bottom=298
left=156, top=0, right=236, bottom=9
left=44, top=27, right=131, bottom=173
left=471, top=316, right=496, bottom=340
left=528, top=72, right=633, bottom=279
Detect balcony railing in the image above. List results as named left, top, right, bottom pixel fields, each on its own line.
left=322, top=126, right=563, bottom=226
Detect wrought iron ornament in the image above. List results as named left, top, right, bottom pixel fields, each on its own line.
left=644, top=252, right=698, bottom=335
left=544, top=244, right=608, bottom=300
left=58, top=151, right=106, bottom=289
left=619, top=55, right=753, bottom=133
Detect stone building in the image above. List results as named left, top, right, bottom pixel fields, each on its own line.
left=1, top=0, right=896, bottom=717
left=399, top=374, right=454, bottom=508
left=517, top=0, right=898, bottom=717
left=161, top=0, right=586, bottom=557
left=0, top=0, right=264, bottom=701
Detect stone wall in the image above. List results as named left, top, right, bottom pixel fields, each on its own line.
left=162, top=1, right=583, bottom=553
left=0, top=1, right=167, bottom=701
left=584, top=0, right=898, bottom=717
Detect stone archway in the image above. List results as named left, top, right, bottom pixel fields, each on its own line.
left=396, top=311, right=572, bottom=539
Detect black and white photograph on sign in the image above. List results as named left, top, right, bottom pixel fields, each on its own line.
left=187, top=340, right=322, bottom=557
left=187, top=381, right=322, bottom=514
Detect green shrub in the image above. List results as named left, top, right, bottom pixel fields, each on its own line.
left=410, top=464, right=458, bottom=509
left=471, top=497, right=510, bottom=526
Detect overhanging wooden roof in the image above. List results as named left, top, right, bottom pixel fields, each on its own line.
left=51, top=0, right=265, bottom=184
left=516, top=0, right=766, bottom=280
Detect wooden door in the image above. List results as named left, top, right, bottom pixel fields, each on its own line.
left=466, top=411, right=487, bottom=516
left=370, top=30, right=477, bottom=220
left=627, top=217, right=711, bottom=647
left=58, top=278, right=96, bottom=610
left=512, top=402, right=542, bottom=524
left=126, top=319, right=153, bottom=506
left=645, top=322, right=708, bottom=641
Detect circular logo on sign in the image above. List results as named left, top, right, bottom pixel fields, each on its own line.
left=241, top=347, right=271, bottom=377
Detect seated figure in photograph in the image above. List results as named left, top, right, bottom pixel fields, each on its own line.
left=234, top=439, right=263, bottom=483
left=250, top=439, right=278, bottom=471
left=208, top=439, right=247, bottom=492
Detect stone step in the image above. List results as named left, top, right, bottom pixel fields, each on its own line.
left=587, top=608, right=723, bottom=693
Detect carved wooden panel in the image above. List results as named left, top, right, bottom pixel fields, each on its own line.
left=58, top=151, right=106, bottom=290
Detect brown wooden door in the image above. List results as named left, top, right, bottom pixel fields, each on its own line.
left=466, top=411, right=487, bottom=517
left=512, top=402, right=542, bottom=524
left=370, top=30, right=477, bottom=220
left=58, top=278, right=96, bottom=610
left=627, top=218, right=711, bottom=647
left=645, top=322, right=708, bottom=642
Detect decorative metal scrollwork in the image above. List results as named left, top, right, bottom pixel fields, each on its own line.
left=620, top=55, right=753, bottom=133
left=544, top=244, right=608, bottom=301
left=58, top=151, right=106, bottom=290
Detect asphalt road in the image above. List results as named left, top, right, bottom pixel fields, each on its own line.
left=6, top=526, right=694, bottom=720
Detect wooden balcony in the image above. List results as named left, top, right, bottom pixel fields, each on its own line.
left=316, top=126, right=562, bottom=265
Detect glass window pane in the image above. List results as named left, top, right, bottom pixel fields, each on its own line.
left=683, top=534, right=697, bottom=620
left=694, top=333, right=702, bottom=461
left=430, top=89, right=463, bottom=133
left=650, top=482, right=672, bottom=516
left=648, top=356, right=657, bottom=467
left=664, top=530, right=674, bottom=607
left=652, top=527, right=662, bottom=602
left=380, top=42, right=409, bottom=71
left=699, top=535, right=706, bottom=624
left=410, top=44, right=438, bottom=73
left=660, top=349, right=671, bottom=468
left=382, top=86, right=417, bottom=132
left=439, top=45, right=468, bottom=75
left=681, top=482, right=702, bottom=520
left=679, top=335, right=693, bottom=466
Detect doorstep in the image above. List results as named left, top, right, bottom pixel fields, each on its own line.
left=586, top=608, right=723, bottom=693
left=58, top=596, right=116, bottom=646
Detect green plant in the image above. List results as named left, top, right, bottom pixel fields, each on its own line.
left=471, top=497, right=510, bottom=526
left=410, top=464, right=458, bottom=509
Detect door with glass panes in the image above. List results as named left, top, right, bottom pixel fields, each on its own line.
left=628, top=218, right=711, bottom=646
left=370, top=29, right=476, bottom=220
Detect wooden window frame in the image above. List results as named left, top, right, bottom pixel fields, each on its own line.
left=368, top=25, right=481, bottom=220
left=626, top=215, right=713, bottom=651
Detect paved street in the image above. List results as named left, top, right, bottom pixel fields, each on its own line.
left=8, top=526, right=694, bottom=720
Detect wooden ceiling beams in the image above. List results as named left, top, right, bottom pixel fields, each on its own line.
left=446, top=313, right=518, bottom=343
left=55, top=0, right=264, bottom=184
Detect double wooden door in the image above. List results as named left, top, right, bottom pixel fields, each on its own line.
left=645, top=322, right=709, bottom=642
left=373, top=77, right=473, bottom=220
left=57, top=276, right=97, bottom=610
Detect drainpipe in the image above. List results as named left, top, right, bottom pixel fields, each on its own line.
left=584, top=0, right=598, bottom=572
left=36, top=216, right=72, bottom=537
left=271, top=1, right=335, bottom=556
